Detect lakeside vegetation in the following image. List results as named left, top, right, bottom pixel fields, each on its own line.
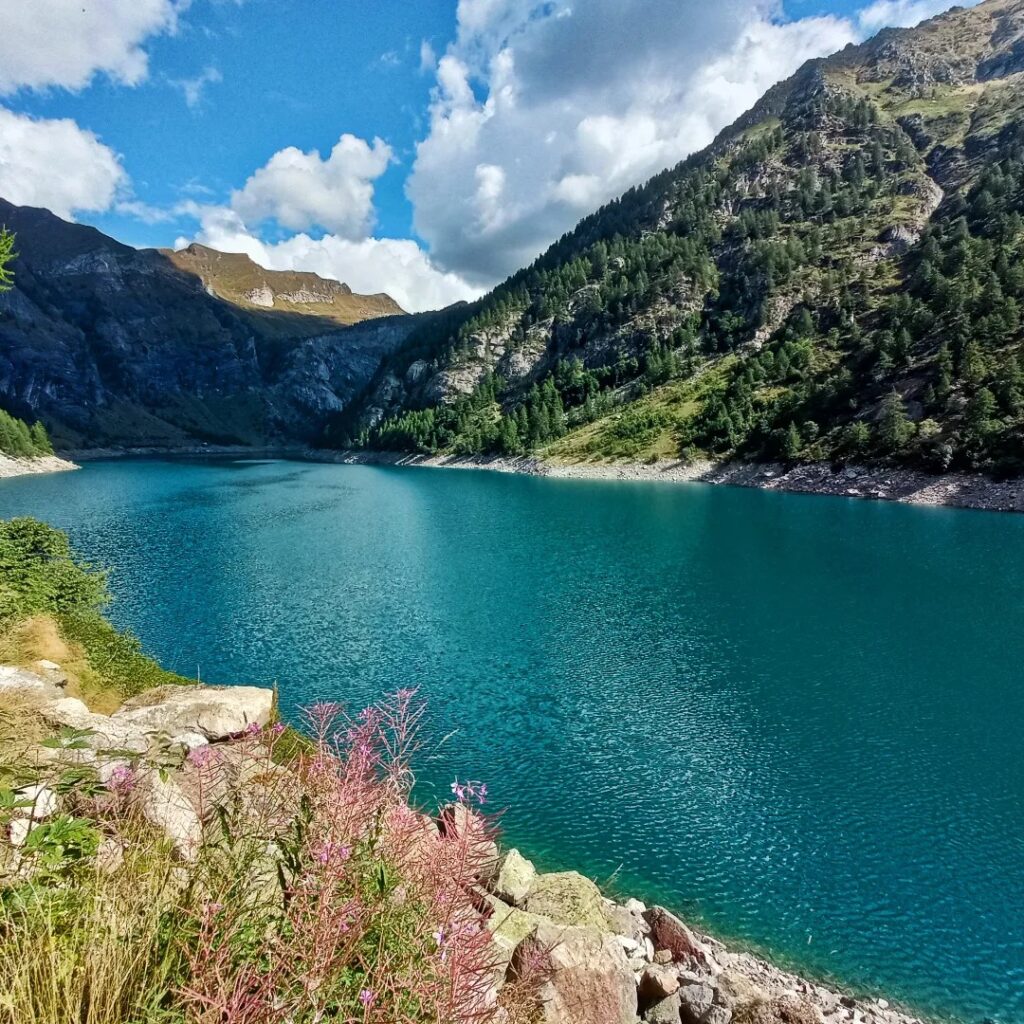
left=0, top=519, right=535, bottom=1024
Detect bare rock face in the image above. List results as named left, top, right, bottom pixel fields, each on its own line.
left=41, top=697, right=150, bottom=754
left=511, top=920, right=638, bottom=1024
left=133, top=768, right=203, bottom=861
left=112, top=685, right=274, bottom=743
left=524, top=872, right=611, bottom=931
left=0, top=665, right=66, bottom=701
left=493, top=847, right=537, bottom=906
left=643, top=906, right=715, bottom=973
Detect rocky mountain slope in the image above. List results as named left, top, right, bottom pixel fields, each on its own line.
left=0, top=200, right=417, bottom=448
left=340, top=0, right=1024, bottom=477
left=164, top=243, right=404, bottom=325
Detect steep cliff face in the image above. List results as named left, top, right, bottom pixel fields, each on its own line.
left=0, top=200, right=417, bottom=447
left=342, top=0, right=1024, bottom=475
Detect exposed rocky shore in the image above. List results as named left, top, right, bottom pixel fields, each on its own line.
left=0, top=452, right=78, bottom=480
left=0, top=663, right=937, bottom=1024
left=324, top=450, right=1024, bottom=514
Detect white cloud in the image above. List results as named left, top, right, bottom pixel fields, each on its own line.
left=170, top=66, right=223, bottom=109
left=0, top=107, right=127, bottom=219
left=230, top=134, right=393, bottom=239
left=0, top=0, right=182, bottom=94
left=419, top=40, right=438, bottom=73
left=406, top=0, right=973, bottom=287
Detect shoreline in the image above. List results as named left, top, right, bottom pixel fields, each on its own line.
left=56, top=443, right=1024, bottom=513
left=0, top=452, right=79, bottom=481
left=320, top=449, right=1024, bottom=514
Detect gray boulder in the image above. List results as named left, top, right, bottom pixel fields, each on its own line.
left=493, top=847, right=537, bottom=906
left=41, top=697, right=150, bottom=753
left=112, top=684, right=274, bottom=742
left=523, top=871, right=610, bottom=930
left=0, top=665, right=65, bottom=701
left=133, top=768, right=203, bottom=861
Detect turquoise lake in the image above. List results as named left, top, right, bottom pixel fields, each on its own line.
left=1, top=457, right=1022, bottom=1022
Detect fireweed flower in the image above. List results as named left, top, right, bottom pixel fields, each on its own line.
left=450, top=778, right=488, bottom=805
left=106, top=763, right=136, bottom=795
left=187, top=745, right=219, bottom=768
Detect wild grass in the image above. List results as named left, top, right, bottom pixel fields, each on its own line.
left=0, top=694, right=538, bottom=1024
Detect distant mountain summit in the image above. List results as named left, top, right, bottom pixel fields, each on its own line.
left=341, top=0, right=1024, bottom=476
left=164, top=243, right=405, bottom=325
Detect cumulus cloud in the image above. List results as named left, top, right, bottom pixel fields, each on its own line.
left=0, top=107, right=127, bottom=219
left=407, top=0, right=865, bottom=286
left=230, top=134, right=393, bottom=239
left=407, top=0, right=974, bottom=287
left=0, top=0, right=182, bottom=94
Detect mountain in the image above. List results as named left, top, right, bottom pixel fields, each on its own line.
left=0, top=199, right=418, bottom=448
left=338, top=0, right=1024, bottom=476
left=163, top=244, right=405, bottom=325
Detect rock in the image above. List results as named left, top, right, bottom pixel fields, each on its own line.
left=702, top=1007, right=732, bottom=1024
left=437, top=802, right=499, bottom=881
left=511, top=920, right=637, bottom=1024
left=645, top=993, right=683, bottom=1024
left=639, top=963, right=681, bottom=1005
left=134, top=768, right=203, bottom=861
left=0, top=665, right=65, bottom=701
left=8, top=818, right=38, bottom=847
left=14, top=783, right=59, bottom=820
left=95, top=836, right=125, bottom=874
left=523, top=871, right=611, bottom=930
left=604, top=899, right=650, bottom=942
left=113, top=684, right=274, bottom=742
left=494, top=847, right=536, bottom=906
left=625, top=898, right=648, bottom=915
left=653, top=950, right=674, bottom=965
left=677, top=982, right=715, bottom=1024
left=740, top=995, right=821, bottom=1024
left=715, top=971, right=767, bottom=1016
left=482, top=890, right=549, bottom=955
left=644, top=906, right=715, bottom=972
left=41, top=697, right=150, bottom=754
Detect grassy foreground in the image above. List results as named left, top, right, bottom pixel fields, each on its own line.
left=0, top=518, right=537, bottom=1024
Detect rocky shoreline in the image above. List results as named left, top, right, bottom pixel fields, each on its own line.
left=51, top=444, right=1024, bottom=514
left=0, top=664, right=940, bottom=1024
left=0, top=452, right=79, bottom=480
left=323, top=449, right=1024, bottom=514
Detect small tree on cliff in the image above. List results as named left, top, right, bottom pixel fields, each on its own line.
left=0, top=228, right=14, bottom=292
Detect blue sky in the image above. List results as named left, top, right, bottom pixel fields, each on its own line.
left=0, top=0, right=966, bottom=310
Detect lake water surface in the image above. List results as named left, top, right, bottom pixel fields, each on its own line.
left=1, top=458, right=1022, bottom=1022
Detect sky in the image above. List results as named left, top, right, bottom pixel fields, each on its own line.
left=0, top=0, right=971, bottom=312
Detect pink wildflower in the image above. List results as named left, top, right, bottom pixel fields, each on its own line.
left=106, top=763, right=136, bottom=795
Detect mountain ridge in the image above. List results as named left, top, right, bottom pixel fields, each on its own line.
left=0, top=198, right=419, bottom=448
left=339, top=0, right=1024, bottom=477
left=162, top=243, right=405, bottom=325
